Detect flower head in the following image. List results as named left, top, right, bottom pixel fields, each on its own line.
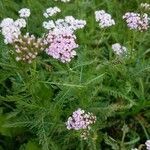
left=66, top=108, right=96, bottom=140
left=44, top=28, right=78, bottom=63
left=66, top=108, right=96, bottom=130
left=123, top=12, right=149, bottom=31
left=42, top=16, right=86, bottom=63
left=112, top=43, right=127, bottom=56
left=43, top=7, right=61, bottom=18
left=0, top=18, right=14, bottom=28
left=0, top=18, right=26, bottom=44
left=18, top=8, right=31, bottom=18
left=14, top=33, right=45, bottom=63
left=43, top=20, right=55, bottom=30
left=15, top=18, right=27, bottom=28
left=95, top=10, right=115, bottom=28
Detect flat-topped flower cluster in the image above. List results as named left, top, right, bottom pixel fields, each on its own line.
left=123, top=12, right=149, bottom=31
left=44, top=28, right=78, bottom=63
left=43, top=15, right=86, bottom=62
left=0, top=18, right=26, bottom=44
left=66, top=108, right=96, bottom=139
left=14, top=33, right=45, bottom=63
left=95, top=10, right=115, bottom=28
left=112, top=43, right=127, bottom=56
left=66, top=108, right=96, bottom=130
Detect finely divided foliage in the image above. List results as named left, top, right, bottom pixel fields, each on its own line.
left=0, top=0, right=150, bottom=150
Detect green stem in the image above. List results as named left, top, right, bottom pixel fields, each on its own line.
left=80, top=139, right=84, bottom=150
left=97, top=29, right=105, bottom=49
left=131, top=31, right=136, bottom=58
left=121, top=131, right=126, bottom=146
left=138, top=119, right=150, bottom=139
left=26, top=18, right=29, bottom=32
left=92, top=138, right=97, bottom=150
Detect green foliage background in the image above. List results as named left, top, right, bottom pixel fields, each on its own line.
left=0, top=0, right=150, bottom=149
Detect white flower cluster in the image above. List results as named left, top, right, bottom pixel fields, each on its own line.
left=43, top=16, right=86, bottom=31
left=43, top=7, right=61, bottom=18
left=43, top=20, right=55, bottom=30
left=146, top=140, right=150, bottom=150
left=0, top=18, right=26, bottom=44
left=18, top=8, right=31, bottom=18
left=54, top=0, right=71, bottom=2
left=112, top=43, right=127, bottom=56
left=140, top=3, right=150, bottom=11
left=15, top=18, right=26, bottom=28
left=0, top=8, right=31, bottom=44
left=95, top=10, right=115, bottom=28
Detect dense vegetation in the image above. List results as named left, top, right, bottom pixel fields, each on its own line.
left=0, top=0, right=150, bottom=149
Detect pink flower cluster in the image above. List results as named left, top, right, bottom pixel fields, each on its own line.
left=44, top=28, right=78, bottom=63
left=43, top=16, right=86, bottom=63
left=66, top=108, right=96, bottom=130
left=123, top=12, right=149, bottom=31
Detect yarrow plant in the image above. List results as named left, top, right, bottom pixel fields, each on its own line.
left=66, top=108, right=96, bottom=139
left=0, top=2, right=150, bottom=149
left=112, top=43, right=127, bottom=56
left=95, top=10, right=115, bottom=28
left=123, top=12, right=149, bottom=31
